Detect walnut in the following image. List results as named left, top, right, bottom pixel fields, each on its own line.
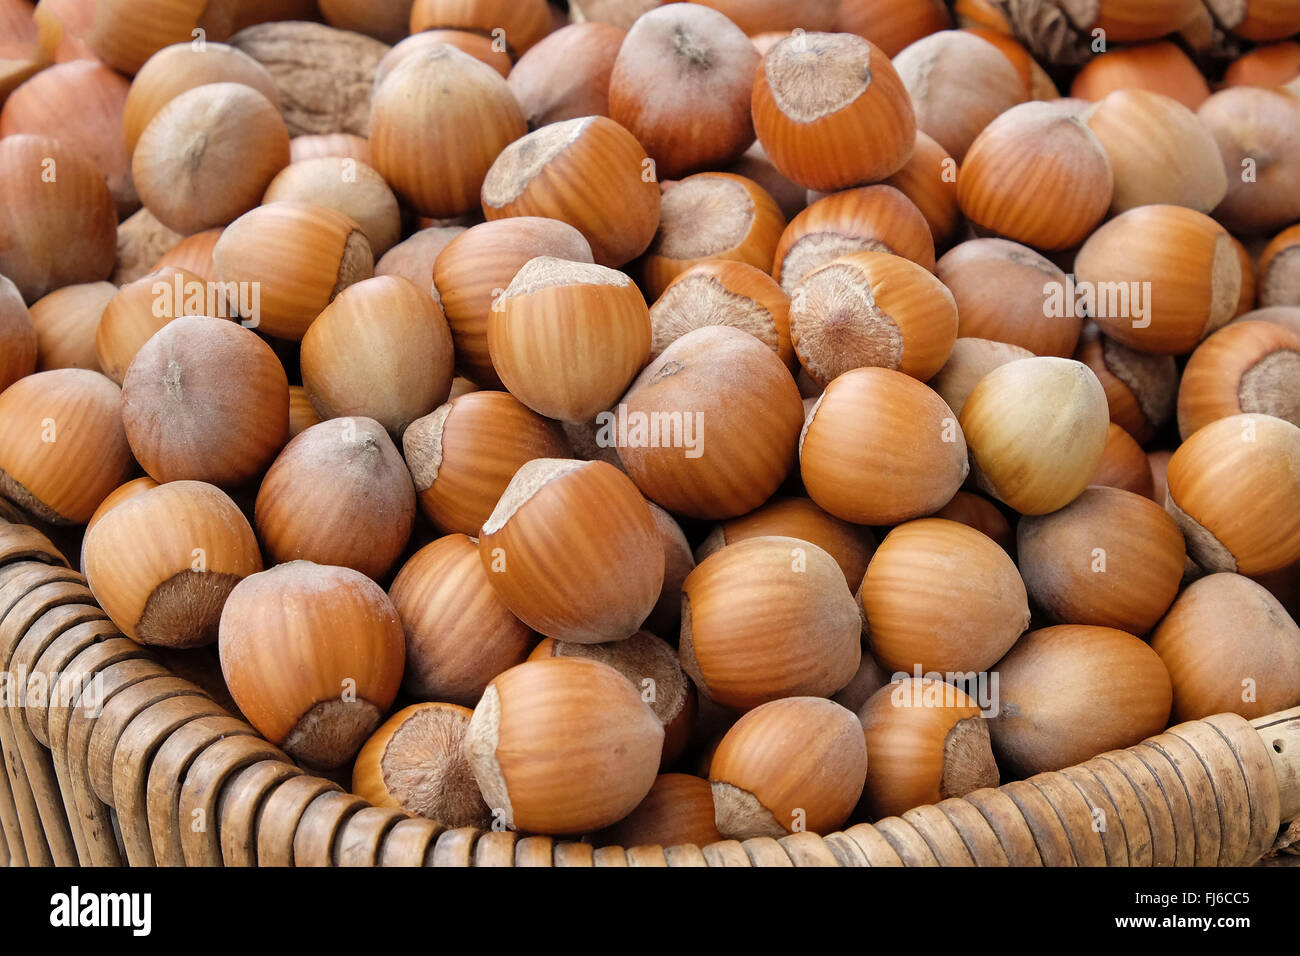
left=227, top=21, right=390, bottom=138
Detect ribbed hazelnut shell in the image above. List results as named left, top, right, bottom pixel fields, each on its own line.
left=212, top=201, right=374, bottom=341
left=1152, top=573, right=1300, bottom=722
left=122, top=41, right=280, bottom=155
left=790, top=250, right=958, bottom=385
left=1091, top=423, right=1156, bottom=499
left=376, top=227, right=464, bottom=301
left=857, top=679, right=992, bottom=819
left=478, top=459, right=665, bottom=644
left=892, top=30, right=1026, bottom=163
left=596, top=773, right=723, bottom=848
left=680, top=535, right=861, bottom=711
left=1072, top=323, right=1178, bottom=444
left=218, top=561, right=405, bottom=764
left=726, top=140, right=808, bottom=221
left=255, top=417, right=415, bottom=580
left=1149, top=449, right=1173, bottom=505
left=697, top=0, right=838, bottom=33
left=88, top=0, right=238, bottom=75
left=350, top=702, right=489, bottom=828
left=1223, top=0, right=1300, bottom=41
left=1223, top=42, right=1300, bottom=87
left=642, top=173, right=785, bottom=300
left=618, top=326, right=804, bottom=520
left=643, top=502, right=695, bottom=640
left=0, top=277, right=36, bottom=392
left=699, top=496, right=875, bottom=589
left=488, top=264, right=650, bottom=423
left=155, top=228, right=223, bottom=283
left=752, top=32, right=916, bottom=192
left=409, top=0, right=552, bottom=56
left=960, top=357, right=1110, bottom=515
left=465, top=657, right=664, bottom=834
left=377, top=31, right=513, bottom=85
left=933, top=490, right=1012, bottom=551
left=1177, top=320, right=1300, bottom=439
left=434, top=218, right=594, bottom=388
left=287, top=387, right=321, bottom=438
left=990, top=625, right=1173, bottom=777
left=1166, top=413, right=1300, bottom=576
left=1237, top=306, right=1300, bottom=339
left=480, top=115, right=662, bottom=267
left=289, top=133, right=372, bottom=165
left=132, top=82, right=290, bottom=236
left=801, top=367, right=968, bottom=525
left=649, top=260, right=792, bottom=367
left=929, top=338, right=1034, bottom=419
left=403, top=391, right=571, bottom=536
left=263, top=158, right=401, bottom=257
left=609, top=4, right=759, bottom=179
left=85, top=476, right=160, bottom=537
left=1200, top=87, right=1300, bottom=235
left=882, top=130, right=961, bottom=249
left=835, top=0, right=951, bottom=57
left=320, top=0, right=424, bottom=45
left=27, top=282, right=116, bottom=372
left=831, top=651, right=892, bottom=715
left=1258, top=223, right=1300, bottom=309
left=958, top=102, right=1113, bottom=251
left=1083, top=89, right=1226, bottom=216
left=300, top=275, right=454, bottom=439
left=1074, top=204, right=1241, bottom=355
left=388, top=534, right=534, bottom=706
left=951, top=0, right=1013, bottom=31
left=529, top=630, right=695, bottom=769
left=1093, top=0, right=1201, bottom=41
left=935, top=238, right=1076, bottom=357
left=0, top=61, right=136, bottom=216
left=1017, top=486, right=1184, bottom=634
left=370, top=45, right=526, bottom=219
left=0, top=368, right=132, bottom=524
left=507, top=22, right=625, bottom=129
left=960, top=27, right=1059, bottom=101
left=709, top=696, right=867, bottom=837
left=1070, top=42, right=1210, bottom=109
left=95, top=267, right=209, bottom=385
left=122, top=316, right=288, bottom=487
left=0, top=135, right=117, bottom=303
left=862, top=517, right=1028, bottom=674
left=83, top=480, right=263, bottom=646
left=772, top=184, right=935, bottom=294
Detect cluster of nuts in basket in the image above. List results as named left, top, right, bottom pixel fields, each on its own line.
left=2, top=0, right=1300, bottom=847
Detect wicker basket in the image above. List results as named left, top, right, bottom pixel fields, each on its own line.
left=1, top=515, right=1297, bottom=868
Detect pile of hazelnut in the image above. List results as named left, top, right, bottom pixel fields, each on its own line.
left=1, top=0, right=1299, bottom=851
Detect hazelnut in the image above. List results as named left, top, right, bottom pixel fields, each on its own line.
left=478, top=458, right=665, bottom=644
left=462, top=657, right=664, bottom=834
left=219, top=561, right=406, bottom=770
left=617, top=326, right=804, bottom=520
left=862, top=517, right=1030, bottom=674
left=709, top=696, right=867, bottom=839
left=680, top=535, right=861, bottom=711
left=352, top=702, right=491, bottom=829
